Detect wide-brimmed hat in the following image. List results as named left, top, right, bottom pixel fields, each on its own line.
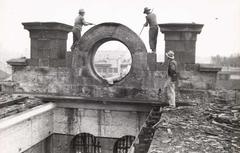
left=166, top=50, right=175, bottom=59
left=79, top=9, right=85, bottom=14
left=143, top=7, right=151, bottom=13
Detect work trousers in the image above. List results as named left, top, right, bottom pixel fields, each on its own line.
left=71, top=27, right=82, bottom=50
left=149, top=26, right=158, bottom=52
left=163, top=78, right=176, bottom=107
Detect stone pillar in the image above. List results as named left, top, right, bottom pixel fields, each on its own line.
left=22, top=22, right=72, bottom=67
left=158, top=23, right=203, bottom=65
left=147, top=53, right=157, bottom=71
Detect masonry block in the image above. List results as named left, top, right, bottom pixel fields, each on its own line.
left=159, top=23, right=203, bottom=65
left=147, top=53, right=157, bottom=71
left=22, top=22, right=72, bottom=66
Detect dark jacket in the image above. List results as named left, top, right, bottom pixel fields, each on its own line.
left=168, top=59, right=177, bottom=82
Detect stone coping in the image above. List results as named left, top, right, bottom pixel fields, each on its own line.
left=22, top=22, right=73, bottom=31
left=36, top=94, right=166, bottom=106
left=199, top=64, right=222, bottom=72
left=7, top=57, right=27, bottom=66
left=159, top=23, right=204, bottom=33
left=0, top=102, right=56, bottom=130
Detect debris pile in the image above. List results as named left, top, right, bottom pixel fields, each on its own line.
left=148, top=89, right=240, bottom=153
left=0, top=93, right=43, bottom=119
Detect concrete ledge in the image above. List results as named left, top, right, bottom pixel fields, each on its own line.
left=199, top=64, right=222, bottom=72
left=38, top=95, right=163, bottom=105
left=0, top=102, right=56, bottom=130
left=159, top=23, right=204, bottom=33
left=7, top=57, right=27, bottom=66
left=38, top=95, right=164, bottom=112
left=22, top=22, right=73, bottom=31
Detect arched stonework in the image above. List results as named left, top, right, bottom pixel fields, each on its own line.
left=71, top=133, right=101, bottom=153
left=72, top=22, right=148, bottom=85
left=113, top=135, right=135, bottom=153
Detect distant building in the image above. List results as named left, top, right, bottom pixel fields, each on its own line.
left=94, top=51, right=131, bottom=83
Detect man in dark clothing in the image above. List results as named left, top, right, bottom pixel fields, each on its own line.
left=71, top=9, right=93, bottom=50
left=143, top=7, right=159, bottom=53
left=164, top=50, right=177, bottom=107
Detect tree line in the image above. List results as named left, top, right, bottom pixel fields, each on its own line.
left=211, top=53, right=240, bottom=67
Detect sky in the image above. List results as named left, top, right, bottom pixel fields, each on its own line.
left=0, top=0, right=240, bottom=66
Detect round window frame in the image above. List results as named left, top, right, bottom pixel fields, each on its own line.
left=88, top=38, right=133, bottom=85
left=75, top=22, right=149, bottom=86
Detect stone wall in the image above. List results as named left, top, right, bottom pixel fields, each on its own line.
left=0, top=104, right=54, bottom=153
left=23, top=133, right=120, bottom=153
left=6, top=22, right=221, bottom=100
left=53, top=107, right=147, bottom=137
left=20, top=104, right=148, bottom=153
left=23, top=136, right=52, bottom=153
left=216, top=71, right=240, bottom=90
left=178, top=64, right=220, bottom=89
left=22, top=22, right=72, bottom=67
left=3, top=21, right=225, bottom=153
left=159, top=23, right=203, bottom=65
left=8, top=65, right=167, bottom=99
left=7, top=63, right=220, bottom=98
left=0, top=101, right=148, bottom=153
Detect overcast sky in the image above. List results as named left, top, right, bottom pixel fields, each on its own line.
left=0, top=0, right=239, bottom=64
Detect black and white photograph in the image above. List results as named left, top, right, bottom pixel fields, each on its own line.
left=0, top=0, right=239, bottom=152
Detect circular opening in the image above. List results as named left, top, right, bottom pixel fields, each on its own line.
left=93, top=40, right=132, bottom=84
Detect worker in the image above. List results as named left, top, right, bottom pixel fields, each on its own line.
left=164, top=50, right=178, bottom=108
left=71, top=9, right=94, bottom=50
left=143, top=7, right=159, bottom=53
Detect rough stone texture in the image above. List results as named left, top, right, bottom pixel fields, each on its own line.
left=178, top=70, right=218, bottom=89
left=72, top=22, right=149, bottom=85
left=9, top=63, right=220, bottom=98
left=53, top=107, right=147, bottom=138
left=147, top=53, right=157, bottom=71
left=9, top=65, right=168, bottom=99
left=217, top=71, right=240, bottom=90
left=22, top=22, right=72, bottom=67
left=159, top=23, right=203, bottom=65
left=3, top=22, right=232, bottom=153
left=176, top=64, right=221, bottom=90
left=23, top=135, right=52, bottom=153
left=6, top=22, right=221, bottom=99
left=0, top=103, right=143, bottom=153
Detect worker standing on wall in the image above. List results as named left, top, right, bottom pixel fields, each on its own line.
left=164, top=50, right=178, bottom=108
left=71, top=9, right=94, bottom=50
left=143, top=7, right=159, bottom=53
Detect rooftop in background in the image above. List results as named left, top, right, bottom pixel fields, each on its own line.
left=221, top=66, right=240, bottom=72
left=0, top=69, right=9, bottom=81
left=0, top=93, right=43, bottom=119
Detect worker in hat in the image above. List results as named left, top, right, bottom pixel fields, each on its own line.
left=163, top=50, right=178, bottom=108
left=71, top=9, right=94, bottom=50
left=143, top=7, right=159, bottom=53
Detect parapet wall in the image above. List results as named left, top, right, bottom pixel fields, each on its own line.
left=6, top=22, right=221, bottom=99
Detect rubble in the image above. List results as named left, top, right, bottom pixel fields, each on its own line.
left=0, top=92, right=43, bottom=119
left=148, top=89, right=240, bottom=153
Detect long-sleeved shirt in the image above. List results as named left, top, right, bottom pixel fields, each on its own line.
left=145, top=13, right=158, bottom=27
left=74, top=15, right=88, bottom=29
